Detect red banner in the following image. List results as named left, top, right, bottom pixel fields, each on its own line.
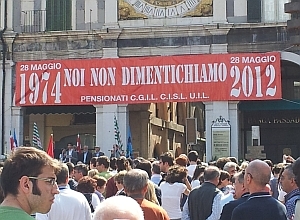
left=15, top=52, right=282, bottom=106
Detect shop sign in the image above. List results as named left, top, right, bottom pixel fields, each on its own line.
left=15, top=52, right=282, bottom=106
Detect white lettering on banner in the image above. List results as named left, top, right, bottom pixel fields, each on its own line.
left=31, top=63, right=62, bottom=71
left=16, top=52, right=281, bottom=105
left=81, top=95, right=128, bottom=102
left=90, top=67, right=116, bottom=86
left=121, top=63, right=227, bottom=85
left=64, top=69, right=85, bottom=87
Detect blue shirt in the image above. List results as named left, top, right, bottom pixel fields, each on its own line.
left=285, top=188, right=300, bottom=219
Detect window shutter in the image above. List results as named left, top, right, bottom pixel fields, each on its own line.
left=247, top=0, right=261, bottom=23
left=46, top=0, right=71, bottom=31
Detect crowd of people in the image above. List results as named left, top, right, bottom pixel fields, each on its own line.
left=0, top=146, right=300, bottom=220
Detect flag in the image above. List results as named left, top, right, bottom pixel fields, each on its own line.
left=47, top=134, right=54, bottom=158
left=76, top=134, right=81, bottom=153
left=33, top=122, right=42, bottom=149
left=126, top=126, right=133, bottom=159
left=114, top=115, right=123, bottom=152
left=10, top=130, right=14, bottom=151
left=13, top=129, right=18, bottom=148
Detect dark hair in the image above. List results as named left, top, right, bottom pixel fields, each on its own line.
left=74, top=164, right=88, bottom=176
left=159, top=152, right=174, bottom=166
left=56, top=163, right=69, bottom=184
left=165, top=165, right=187, bottom=184
left=116, top=156, right=128, bottom=172
left=77, top=176, right=96, bottom=193
left=228, top=157, right=238, bottom=164
left=66, top=162, right=75, bottom=174
left=218, top=170, right=230, bottom=186
left=188, top=151, right=199, bottom=162
left=135, top=158, right=152, bottom=179
left=293, top=158, right=300, bottom=187
left=1, top=147, right=59, bottom=197
left=264, top=159, right=274, bottom=168
left=96, top=156, right=110, bottom=169
left=272, top=163, right=284, bottom=175
left=90, top=157, right=97, bottom=168
left=192, top=165, right=206, bottom=181
left=215, top=157, right=231, bottom=170
left=110, top=157, right=117, bottom=170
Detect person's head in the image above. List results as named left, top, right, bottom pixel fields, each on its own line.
left=93, top=175, right=107, bottom=194
left=203, top=166, right=220, bottom=186
left=93, top=195, right=144, bottom=220
left=0, top=147, right=60, bottom=214
left=264, top=159, right=274, bottom=170
left=96, top=156, right=110, bottom=172
left=135, top=158, right=152, bottom=179
left=114, top=170, right=127, bottom=191
left=76, top=176, right=96, bottom=193
left=94, top=146, right=100, bottom=153
left=66, top=162, right=75, bottom=178
left=83, top=145, right=89, bottom=152
left=145, top=180, right=159, bottom=205
left=228, top=157, right=238, bottom=164
left=232, top=171, right=248, bottom=199
left=151, top=161, right=160, bottom=175
left=244, top=159, right=271, bottom=193
left=223, top=162, right=238, bottom=177
left=272, top=163, right=284, bottom=176
left=188, top=151, right=199, bottom=163
left=90, top=157, right=97, bottom=170
left=165, top=165, right=188, bottom=184
left=88, top=169, right=99, bottom=178
left=216, top=157, right=231, bottom=170
left=293, top=158, right=300, bottom=188
left=67, top=143, right=73, bottom=150
left=56, top=163, right=69, bottom=185
left=116, top=156, right=128, bottom=172
left=110, top=157, right=117, bottom=171
left=192, top=164, right=206, bottom=181
left=175, top=155, right=188, bottom=167
left=123, top=169, right=149, bottom=197
left=218, top=170, right=231, bottom=188
left=280, top=164, right=298, bottom=194
left=159, top=152, right=174, bottom=173
left=73, top=164, right=88, bottom=181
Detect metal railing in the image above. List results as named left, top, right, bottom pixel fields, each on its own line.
left=21, top=10, right=46, bottom=33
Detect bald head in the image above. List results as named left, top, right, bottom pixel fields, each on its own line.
left=246, top=160, right=271, bottom=188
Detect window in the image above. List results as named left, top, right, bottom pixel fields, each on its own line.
left=46, top=0, right=71, bottom=31
left=262, top=0, right=290, bottom=23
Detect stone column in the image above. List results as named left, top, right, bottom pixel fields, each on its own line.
left=229, top=101, right=239, bottom=159
left=11, top=107, right=24, bottom=147
left=204, top=101, right=240, bottom=162
left=103, top=0, right=118, bottom=28
left=212, top=0, right=227, bottom=23
left=7, top=0, right=13, bottom=31
left=94, top=104, right=129, bottom=157
left=100, top=29, right=121, bottom=58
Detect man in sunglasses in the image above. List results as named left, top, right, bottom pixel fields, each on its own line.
left=0, top=147, right=60, bottom=220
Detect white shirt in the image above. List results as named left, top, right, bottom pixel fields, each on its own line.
left=191, top=179, right=201, bottom=189
left=187, top=164, right=198, bottom=177
left=182, top=191, right=223, bottom=220
left=36, top=187, right=92, bottom=220
left=160, top=182, right=187, bottom=219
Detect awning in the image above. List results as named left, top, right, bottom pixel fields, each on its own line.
left=25, top=105, right=96, bottom=115
left=239, top=99, right=300, bottom=111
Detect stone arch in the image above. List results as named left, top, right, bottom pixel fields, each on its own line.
left=281, top=51, right=300, bottom=66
